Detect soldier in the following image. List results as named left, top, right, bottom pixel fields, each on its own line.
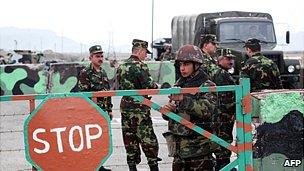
left=241, top=38, right=283, bottom=92
left=199, top=34, right=220, bottom=78
left=77, top=45, right=113, bottom=171
left=159, top=44, right=175, bottom=61
left=212, top=48, right=237, bottom=170
left=116, top=39, right=161, bottom=171
left=164, top=44, right=218, bottom=171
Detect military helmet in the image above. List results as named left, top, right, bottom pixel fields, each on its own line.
left=243, top=38, right=261, bottom=47
left=176, top=44, right=203, bottom=64
left=218, top=48, right=235, bottom=58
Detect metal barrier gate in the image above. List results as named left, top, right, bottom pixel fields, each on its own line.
left=0, top=78, right=252, bottom=171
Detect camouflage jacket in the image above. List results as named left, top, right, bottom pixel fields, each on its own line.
left=169, top=68, right=219, bottom=158
left=212, top=67, right=236, bottom=114
left=241, top=53, right=283, bottom=92
left=77, top=64, right=113, bottom=112
left=201, top=52, right=221, bottom=79
left=116, top=55, right=158, bottom=111
left=159, top=52, right=175, bottom=61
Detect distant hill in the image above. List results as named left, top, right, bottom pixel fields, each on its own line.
left=0, top=27, right=87, bottom=53
left=0, top=27, right=303, bottom=53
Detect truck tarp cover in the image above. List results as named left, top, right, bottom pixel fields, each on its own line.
left=171, top=11, right=272, bottom=51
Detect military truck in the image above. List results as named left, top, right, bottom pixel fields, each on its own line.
left=11, top=50, right=43, bottom=64
left=170, top=11, right=302, bottom=88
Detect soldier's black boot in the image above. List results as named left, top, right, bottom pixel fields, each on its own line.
left=128, top=164, right=137, bottom=171
left=149, top=164, right=159, bottom=171
left=215, top=158, right=231, bottom=171
left=99, top=166, right=111, bottom=171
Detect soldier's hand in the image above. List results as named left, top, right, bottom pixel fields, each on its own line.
left=169, top=94, right=183, bottom=102
left=164, top=102, right=176, bottom=112
left=153, top=82, right=161, bottom=89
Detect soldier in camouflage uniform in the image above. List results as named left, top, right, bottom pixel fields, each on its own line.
left=199, top=34, right=220, bottom=78
left=116, top=39, right=161, bottom=171
left=212, top=48, right=237, bottom=170
left=77, top=45, right=113, bottom=171
left=159, top=44, right=175, bottom=61
left=164, top=44, right=218, bottom=171
left=241, top=38, right=283, bottom=92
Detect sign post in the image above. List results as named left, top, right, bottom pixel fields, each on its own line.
left=24, top=94, right=112, bottom=171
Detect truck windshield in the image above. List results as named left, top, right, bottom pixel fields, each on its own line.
left=219, top=21, right=276, bottom=43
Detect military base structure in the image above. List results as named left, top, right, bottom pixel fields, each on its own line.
left=0, top=10, right=303, bottom=171
left=0, top=60, right=303, bottom=170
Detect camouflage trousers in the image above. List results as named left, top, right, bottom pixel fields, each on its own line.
left=172, top=155, right=214, bottom=171
left=121, top=109, right=160, bottom=166
left=213, top=112, right=235, bottom=170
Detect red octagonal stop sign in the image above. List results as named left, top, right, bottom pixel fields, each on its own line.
left=24, top=94, right=112, bottom=171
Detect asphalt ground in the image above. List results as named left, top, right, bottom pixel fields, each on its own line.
left=0, top=95, right=173, bottom=171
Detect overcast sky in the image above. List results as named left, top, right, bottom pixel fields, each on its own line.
left=0, top=0, right=303, bottom=50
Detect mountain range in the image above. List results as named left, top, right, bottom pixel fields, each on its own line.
left=0, top=27, right=303, bottom=53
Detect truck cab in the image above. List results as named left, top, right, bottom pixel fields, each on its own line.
left=171, top=11, right=302, bottom=88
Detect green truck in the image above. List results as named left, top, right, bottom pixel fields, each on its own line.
left=168, top=11, right=303, bottom=89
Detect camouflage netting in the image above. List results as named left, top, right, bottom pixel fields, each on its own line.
left=260, top=92, right=304, bottom=123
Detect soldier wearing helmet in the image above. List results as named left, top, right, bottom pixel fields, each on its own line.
left=164, top=44, right=218, bottom=170
left=241, top=38, right=283, bottom=92
left=199, top=34, right=221, bottom=78
left=212, top=48, right=237, bottom=170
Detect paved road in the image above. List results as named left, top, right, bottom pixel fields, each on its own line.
left=0, top=95, right=173, bottom=171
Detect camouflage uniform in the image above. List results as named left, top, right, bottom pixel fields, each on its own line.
left=200, top=34, right=221, bottom=79
left=77, top=63, right=113, bottom=113
left=159, top=52, right=175, bottom=61
left=116, top=39, right=160, bottom=170
left=211, top=49, right=237, bottom=170
left=202, top=52, right=220, bottom=78
left=78, top=45, right=113, bottom=171
left=241, top=39, right=283, bottom=92
left=166, top=45, right=218, bottom=171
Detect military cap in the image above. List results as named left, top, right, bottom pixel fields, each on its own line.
left=132, top=39, right=152, bottom=54
left=218, top=48, right=235, bottom=58
left=200, top=34, right=219, bottom=45
left=243, top=38, right=261, bottom=47
left=89, top=45, right=103, bottom=54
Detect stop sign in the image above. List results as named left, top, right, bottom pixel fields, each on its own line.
left=24, top=94, right=112, bottom=171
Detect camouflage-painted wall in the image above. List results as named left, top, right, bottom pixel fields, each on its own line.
left=0, top=61, right=176, bottom=95
left=0, top=64, right=46, bottom=95
left=48, top=62, right=86, bottom=93
left=146, top=61, right=176, bottom=88
left=251, top=90, right=304, bottom=171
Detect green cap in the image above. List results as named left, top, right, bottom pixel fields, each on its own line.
left=132, top=39, right=152, bottom=54
left=243, top=38, right=261, bottom=47
left=89, top=45, right=103, bottom=54
left=200, top=34, right=219, bottom=45
left=218, top=48, right=235, bottom=58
